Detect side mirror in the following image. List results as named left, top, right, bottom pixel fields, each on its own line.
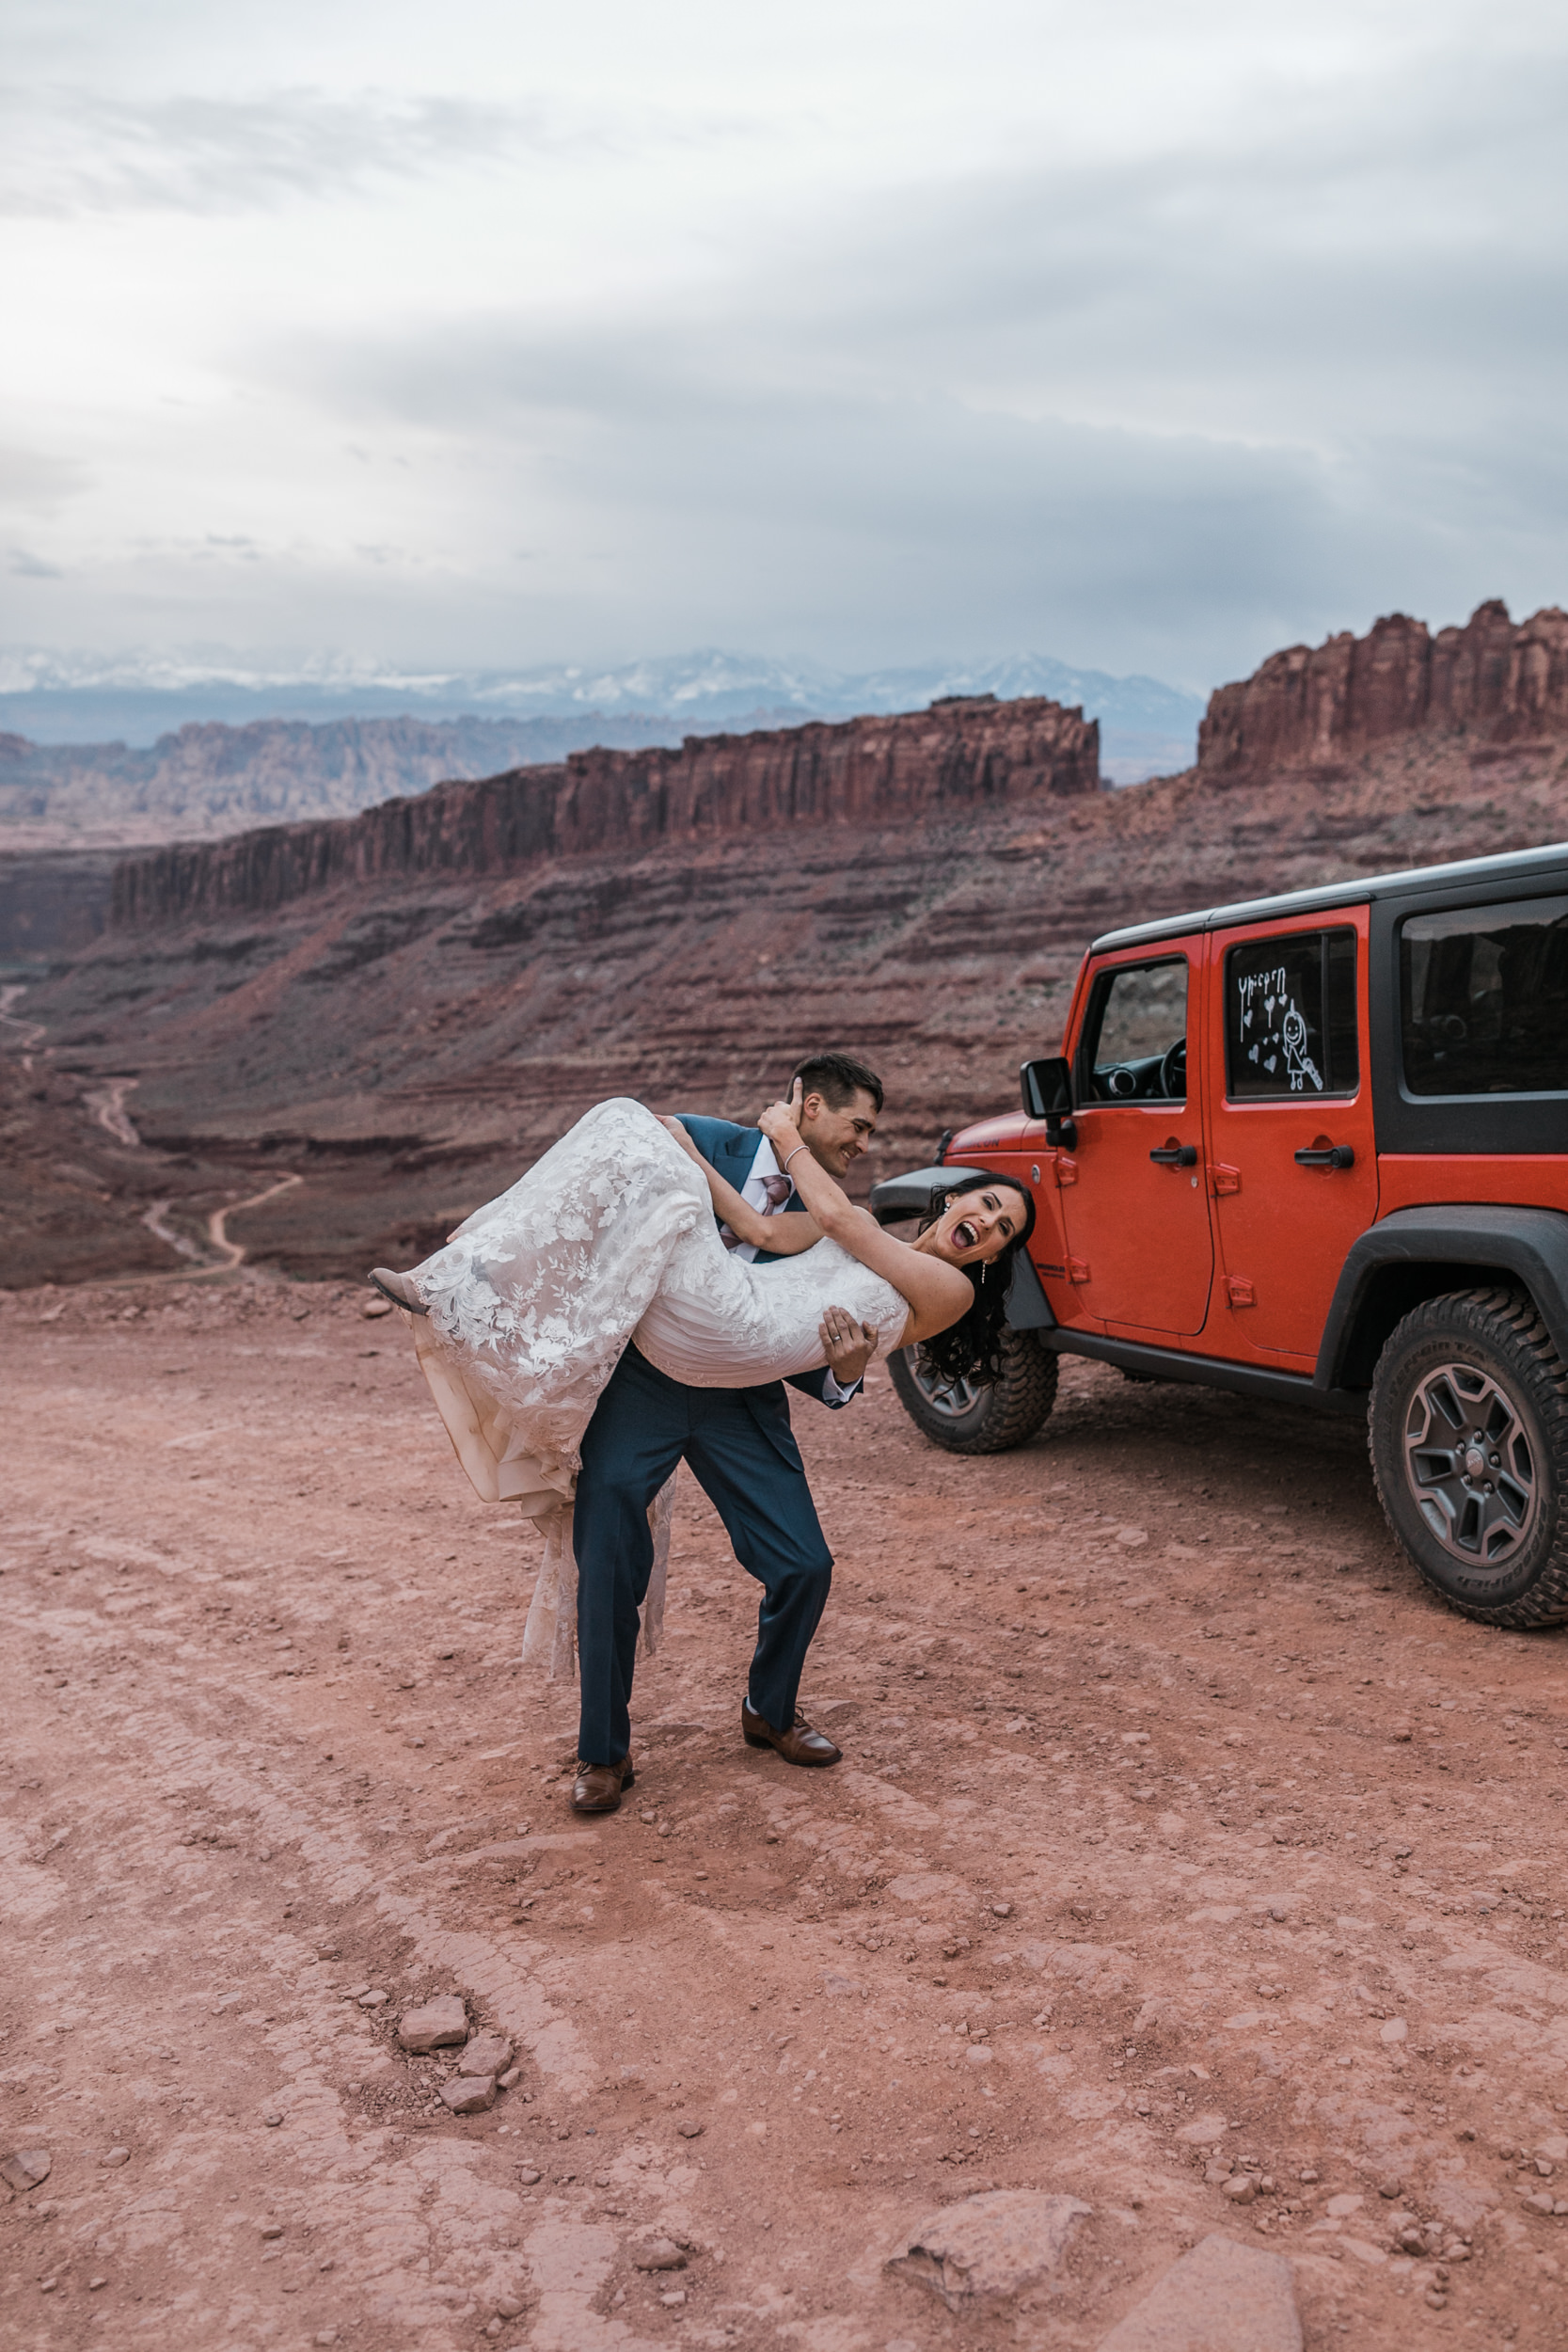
left=1021, top=1056, right=1076, bottom=1146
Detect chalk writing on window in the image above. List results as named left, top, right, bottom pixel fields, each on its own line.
left=1225, top=930, right=1358, bottom=1101
left=1234, top=961, right=1323, bottom=1093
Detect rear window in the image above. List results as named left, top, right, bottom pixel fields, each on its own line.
left=1225, top=929, right=1359, bottom=1099
left=1402, top=894, right=1568, bottom=1097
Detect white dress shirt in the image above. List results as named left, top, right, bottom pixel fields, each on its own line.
left=734, top=1132, right=860, bottom=1403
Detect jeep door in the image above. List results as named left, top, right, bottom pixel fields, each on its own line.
left=1055, top=941, right=1215, bottom=1335
left=1203, top=909, right=1378, bottom=1361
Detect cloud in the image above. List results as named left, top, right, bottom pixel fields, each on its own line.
left=255, top=37, right=1566, bottom=683
left=0, top=87, right=543, bottom=217
left=3, top=5, right=1567, bottom=689
left=0, top=442, right=90, bottom=513
left=8, top=546, right=65, bottom=578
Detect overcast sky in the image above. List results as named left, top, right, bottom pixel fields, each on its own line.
left=2, top=0, right=1565, bottom=692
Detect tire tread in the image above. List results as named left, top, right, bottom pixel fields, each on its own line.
left=889, top=1327, right=1058, bottom=1455
left=1369, top=1284, right=1568, bottom=1629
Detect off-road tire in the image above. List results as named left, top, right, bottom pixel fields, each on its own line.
left=1369, top=1286, right=1568, bottom=1628
left=888, top=1326, right=1058, bottom=1455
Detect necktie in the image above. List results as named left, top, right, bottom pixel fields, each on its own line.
left=721, top=1170, right=794, bottom=1248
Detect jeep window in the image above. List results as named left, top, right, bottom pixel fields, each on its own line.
left=1401, top=893, right=1568, bottom=1097
left=1225, top=929, right=1359, bottom=1099
left=1081, top=958, right=1188, bottom=1102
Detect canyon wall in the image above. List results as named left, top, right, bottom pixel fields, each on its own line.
left=0, top=850, right=118, bottom=956
left=102, top=599, right=1568, bottom=937
left=1197, top=599, right=1568, bottom=783
left=13, top=629, right=1568, bottom=1287
left=110, top=694, right=1101, bottom=929
left=0, top=708, right=693, bottom=850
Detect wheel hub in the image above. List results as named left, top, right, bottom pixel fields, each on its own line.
left=1402, top=1362, right=1537, bottom=1566
left=908, top=1357, right=980, bottom=1421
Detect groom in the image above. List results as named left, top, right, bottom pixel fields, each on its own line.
left=569, top=1050, right=885, bottom=1812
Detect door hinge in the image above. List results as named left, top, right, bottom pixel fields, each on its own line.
left=1226, top=1276, right=1256, bottom=1308
left=1068, top=1257, right=1092, bottom=1284
left=1055, top=1156, right=1078, bottom=1188
left=1212, top=1164, right=1242, bottom=1197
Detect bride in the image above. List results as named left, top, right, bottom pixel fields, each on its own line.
left=372, top=1084, right=1034, bottom=1666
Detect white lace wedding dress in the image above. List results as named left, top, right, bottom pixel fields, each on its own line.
left=399, top=1098, right=910, bottom=1677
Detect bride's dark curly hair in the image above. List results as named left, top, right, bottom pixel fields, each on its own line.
left=911, top=1172, right=1037, bottom=1387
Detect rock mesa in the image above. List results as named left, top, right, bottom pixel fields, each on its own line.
left=1197, top=599, right=1568, bottom=783
left=111, top=695, right=1100, bottom=929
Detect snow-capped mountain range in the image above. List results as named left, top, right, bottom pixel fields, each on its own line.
left=0, top=644, right=1204, bottom=780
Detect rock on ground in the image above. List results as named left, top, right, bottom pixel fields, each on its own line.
left=438, top=2074, right=497, bottom=2114
left=632, top=2238, right=688, bottom=2272
left=885, top=2189, right=1092, bottom=2309
left=396, top=1996, right=467, bottom=2051
left=1096, top=2233, right=1302, bottom=2352
left=460, top=2031, right=514, bottom=2076
left=0, top=2150, right=51, bottom=2193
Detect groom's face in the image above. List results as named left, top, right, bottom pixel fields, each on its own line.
left=800, top=1086, right=879, bottom=1177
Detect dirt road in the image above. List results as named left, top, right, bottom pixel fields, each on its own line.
left=5, top=1277, right=1567, bottom=2350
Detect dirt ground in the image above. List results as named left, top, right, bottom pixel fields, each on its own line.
left=5, top=1275, right=1568, bottom=2352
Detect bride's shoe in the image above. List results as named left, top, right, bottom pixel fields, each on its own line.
left=369, top=1267, right=428, bottom=1316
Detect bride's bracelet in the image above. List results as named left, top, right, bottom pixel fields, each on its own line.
left=783, top=1144, right=808, bottom=1172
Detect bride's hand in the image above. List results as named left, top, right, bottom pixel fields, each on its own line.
left=757, top=1076, right=804, bottom=1152
left=659, top=1115, right=706, bottom=1167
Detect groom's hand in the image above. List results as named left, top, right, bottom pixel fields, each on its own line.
left=820, top=1310, right=877, bottom=1389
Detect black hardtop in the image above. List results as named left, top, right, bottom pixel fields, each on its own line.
left=1090, top=838, right=1568, bottom=957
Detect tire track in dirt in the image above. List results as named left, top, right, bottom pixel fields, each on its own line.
left=82, top=1075, right=141, bottom=1149
left=5, top=1000, right=306, bottom=1292
left=134, top=1173, right=307, bottom=1285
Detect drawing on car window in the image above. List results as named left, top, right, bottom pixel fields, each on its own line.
left=1235, top=962, right=1323, bottom=1091
left=1225, top=930, right=1358, bottom=1100
left=1279, top=1004, right=1323, bottom=1091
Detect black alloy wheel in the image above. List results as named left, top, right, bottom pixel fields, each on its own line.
left=888, top=1326, right=1059, bottom=1455
left=1369, top=1286, right=1568, bottom=1627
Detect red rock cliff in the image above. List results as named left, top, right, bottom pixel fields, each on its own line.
left=1196, top=599, right=1568, bottom=783
left=110, top=694, right=1099, bottom=928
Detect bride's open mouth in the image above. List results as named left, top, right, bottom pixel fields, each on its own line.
left=952, top=1218, right=978, bottom=1250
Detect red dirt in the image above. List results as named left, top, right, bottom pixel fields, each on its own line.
left=6, top=1272, right=1568, bottom=2348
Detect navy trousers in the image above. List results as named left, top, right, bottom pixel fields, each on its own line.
left=572, top=1344, right=834, bottom=1765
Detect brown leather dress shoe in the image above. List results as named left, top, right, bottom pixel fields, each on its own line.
left=571, top=1756, right=635, bottom=1813
left=369, top=1267, right=428, bottom=1316
left=741, top=1701, right=842, bottom=1767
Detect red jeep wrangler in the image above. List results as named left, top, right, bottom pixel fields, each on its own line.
left=872, top=843, right=1568, bottom=1629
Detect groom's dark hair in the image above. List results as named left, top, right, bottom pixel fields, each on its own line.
left=792, top=1051, right=884, bottom=1113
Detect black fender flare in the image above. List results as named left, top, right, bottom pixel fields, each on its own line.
left=1315, top=1205, right=1568, bottom=1392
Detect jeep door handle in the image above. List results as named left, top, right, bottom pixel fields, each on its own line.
left=1294, top=1144, right=1355, bottom=1169
left=1148, top=1144, right=1198, bottom=1167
